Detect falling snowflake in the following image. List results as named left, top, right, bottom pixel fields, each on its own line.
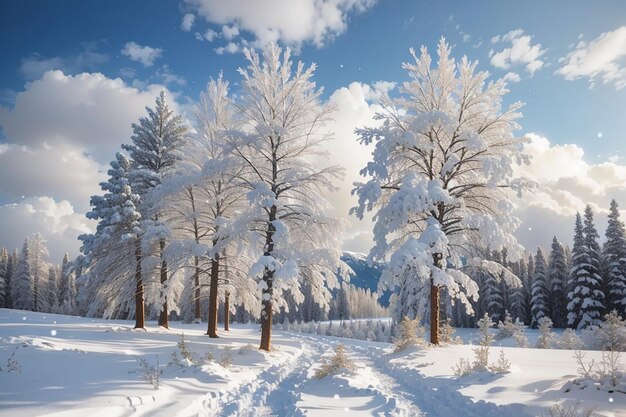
left=50, top=330, right=57, bottom=336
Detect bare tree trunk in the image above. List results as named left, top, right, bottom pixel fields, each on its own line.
left=207, top=253, right=220, bottom=338
left=193, top=255, right=201, bottom=322
left=259, top=205, right=277, bottom=351
left=259, top=273, right=273, bottom=351
left=224, top=291, right=230, bottom=331
left=134, top=239, right=145, bottom=329
left=158, top=238, right=169, bottom=328
left=430, top=253, right=443, bottom=345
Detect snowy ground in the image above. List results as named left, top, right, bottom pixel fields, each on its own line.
left=1, top=309, right=624, bottom=417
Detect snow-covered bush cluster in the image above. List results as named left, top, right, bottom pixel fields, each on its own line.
left=393, top=316, right=427, bottom=352
left=277, top=319, right=393, bottom=343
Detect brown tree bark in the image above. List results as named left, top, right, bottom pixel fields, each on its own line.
left=134, top=239, right=145, bottom=329
left=430, top=253, right=443, bottom=345
left=259, top=205, right=277, bottom=352
left=207, top=253, right=220, bottom=338
left=224, top=291, right=230, bottom=331
left=158, top=238, right=169, bottom=328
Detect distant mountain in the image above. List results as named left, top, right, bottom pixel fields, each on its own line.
left=340, top=251, right=391, bottom=307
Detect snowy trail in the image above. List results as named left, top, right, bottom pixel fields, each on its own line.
left=346, top=342, right=526, bottom=417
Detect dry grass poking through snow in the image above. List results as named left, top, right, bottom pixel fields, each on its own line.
left=314, top=344, right=356, bottom=379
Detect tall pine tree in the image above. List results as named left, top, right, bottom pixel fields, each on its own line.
left=531, top=247, right=550, bottom=328
left=568, top=207, right=606, bottom=329
left=602, top=199, right=626, bottom=317
left=122, top=91, right=188, bottom=329
left=548, top=236, right=567, bottom=328
left=12, top=238, right=34, bottom=311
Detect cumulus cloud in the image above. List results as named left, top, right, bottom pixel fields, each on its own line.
left=557, top=26, right=626, bottom=90
left=0, top=70, right=174, bottom=161
left=512, top=133, right=626, bottom=251
left=502, top=72, right=521, bottom=83
left=181, top=13, right=195, bottom=31
left=121, top=41, right=163, bottom=67
left=0, top=197, right=95, bottom=260
left=317, top=81, right=392, bottom=254
left=19, top=54, right=65, bottom=80
left=184, top=0, right=377, bottom=49
left=490, top=29, right=546, bottom=75
left=215, top=42, right=240, bottom=55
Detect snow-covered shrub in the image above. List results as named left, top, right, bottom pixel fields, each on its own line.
left=314, top=344, right=355, bottom=379
left=545, top=402, right=598, bottom=417
left=496, top=312, right=516, bottom=340
left=393, top=316, right=426, bottom=352
left=473, top=313, right=494, bottom=370
left=439, top=318, right=462, bottom=344
left=488, top=349, right=511, bottom=373
left=497, top=313, right=528, bottom=347
left=580, top=310, right=626, bottom=351
left=177, top=333, right=194, bottom=361
left=138, top=357, right=161, bottom=390
left=536, top=317, right=555, bottom=349
left=558, top=329, right=583, bottom=350
left=238, top=344, right=256, bottom=355
left=452, top=357, right=473, bottom=377
left=219, top=346, right=233, bottom=368
left=571, top=349, right=625, bottom=390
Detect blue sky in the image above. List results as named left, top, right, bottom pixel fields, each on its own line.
left=0, top=0, right=625, bottom=260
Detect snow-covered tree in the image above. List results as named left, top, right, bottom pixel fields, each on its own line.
left=336, top=282, right=351, bottom=322
left=568, top=207, right=606, bottom=329
left=0, top=248, right=7, bottom=307
left=531, top=247, right=550, bottom=328
left=6, top=249, right=16, bottom=309
left=28, top=233, right=50, bottom=311
left=509, top=257, right=527, bottom=322
left=58, top=253, right=77, bottom=314
left=548, top=236, right=567, bottom=328
left=602, top=199, right=626, bottom=317
left=12, top=238, right=34, bottom=311
left=46, top=266, right=57, bottom=312
left=79, top=153, right=145, bottom=328
left=351, top=38, right=530, bottom=344
left=524, top=253, right=534, bottom=324
left=230, top=44, right=346, bottom=351
left=122, top=91, right=188, bottom=329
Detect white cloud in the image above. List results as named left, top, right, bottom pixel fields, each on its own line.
left=184, top=0, right=377, bottom=49
left=0, top=197, right=95, bottom=260
left=222, top=24, right=240, bottom=40
left=0, top=70, right=183, bottom=259
left=215, top=42, right=240, bottom=55
left=557, top=26, right=626, bottom=90
left=512, top=133, right=626, bottom=251
left=181, top=13, right=195, bottom=31
left=0, top=70, right=175, bottom=162
left=121, top=41, right=163, bottom=67
left=502, top=72, right=521, bottom=83
left=318, top=81, right=391, bottom=254
left=490, top=29, right=546, bottom=75
left=203, top=28, right=219, bottom=42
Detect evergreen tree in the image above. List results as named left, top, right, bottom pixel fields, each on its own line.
left=337, top=282, right=351, bottom=322
left=510, top=258, right=527, bottom=322
left=602, top=199, right=626, bottom=317
left=6, top=249, right=17, bottom=308
left=568, top=207, right=606, bottom=328
left=524, top=253, right=534, bottom=324
left=531, top=248, right=550, bottom=328
left=59, top=253, right=76, bottom=313
left=47, top=266, right=58, bottom=312
left=79, top=153, right=145, bottom=328
left=0, top=248, right=7, bottom=307
left=548, top=236, right=567, bottom=328
left=12, top=238, right=34, bottom=311
left=29, top=232, right=49, bottom=311
left=122, top=91, right=188, bottom=329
